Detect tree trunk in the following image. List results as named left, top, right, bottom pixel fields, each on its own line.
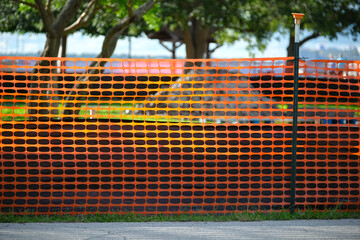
left=28, top=32, right=62, bottom=120
left=41, top=33, right=62, bottom=57
left=172, top=42, right=176, bottom=59
left=287, top=34, right=295, bottom=57
left=27, top=0, right=88, bottom=119
left=62, top=0, right=155, bottom=116
left=183, top=19, right=211, bottom=59
left=61, top=35, right=67, bottom=57
left=98, top=31, right=123, bottom=58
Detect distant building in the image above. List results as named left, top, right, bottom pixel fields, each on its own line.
left=300, top=46, right=360, bottom=60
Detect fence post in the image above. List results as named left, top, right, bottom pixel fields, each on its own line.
left=290, top=12, right=304, bottom=214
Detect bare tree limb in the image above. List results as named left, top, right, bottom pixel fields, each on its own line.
left=209, top=43, right=221, bottom=53
left=10, top=0, right=38, bottom=9
left=299, top=32, right=321, bottom=47
left=53, top=0, right=84, bottom=33
left=63, top=0, right=98, bottom=35
left=175, top=42, right=183, bottom=48
left=159, top=41, right=172, bottom=52
left=100, top=0, right=154, bottom=58
left=34, top=0, right=52, bottom=32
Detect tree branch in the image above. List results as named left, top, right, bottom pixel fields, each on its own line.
left=46, top=0, right=52, bottom=11
left=209, top=43, right=221, bottom=53
left=127, top=0, right=135, bottom=18
left=10, top=0, right=38, bottom=9
left=100, top=0, right=154, bottom=58
left=62, top=0, right=155, bottom=109
left=53, top=0, right=84, bottom=33
left=46, top=0, right=56, bottom=22
left=299, top=32, right=321, bottom=47
left=34, top=0, right=52, bottom=32
left=159, top=41, right=172, bottom=52
left=63, top=0, right=98, bottom=35
left=175, top=42, right=183, bottom=49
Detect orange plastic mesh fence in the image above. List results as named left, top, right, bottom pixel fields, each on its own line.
left=0, top=56, right=359, bottom=215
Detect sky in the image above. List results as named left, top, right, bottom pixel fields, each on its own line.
left=0, top=31, right=359, bottom=59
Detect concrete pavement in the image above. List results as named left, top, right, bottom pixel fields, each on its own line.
left=0, top=219, right=359, bottom=240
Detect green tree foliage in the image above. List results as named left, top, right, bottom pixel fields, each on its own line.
left=88, top=0, right=155, bottom=58
left=3, top=0, right=358, bottom=58
left=143, top=0, right=277, bottom=59
left=273, top=0, right=360, bottom=56
left=2, top=0, right=154, bottom=58
left=2, top=0, right=98, bottom=57
left=0, top=1, right=41, bottom=33
left=83, top=0, right=150, bottom=37
left=1, top=0, right=155, bottom=118
left=1, top=0, right=100, bottom=56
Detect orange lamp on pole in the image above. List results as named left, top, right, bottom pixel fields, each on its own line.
left=292, top=13, right=305, bottom=43
left=292, top=13, right=304, bottom=24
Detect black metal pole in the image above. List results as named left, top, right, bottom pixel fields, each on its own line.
left=290, top=13, right=304, bottom=214
left=290, top=41, right=299, bottom=214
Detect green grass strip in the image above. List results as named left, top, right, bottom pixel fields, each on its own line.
left=0, top=209, right=359, bottom=223
left=277, top=104, right=359, bottom=110
left=1, top=101, right=359, bottom=122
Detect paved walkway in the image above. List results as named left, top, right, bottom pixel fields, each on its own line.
left=0, top=219, right=359, bottom=240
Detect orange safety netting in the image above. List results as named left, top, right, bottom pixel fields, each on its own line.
left=0, top=56, right=359, bottom=214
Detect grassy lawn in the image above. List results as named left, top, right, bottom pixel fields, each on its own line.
left=277, top=103, right=359, bottom=111
left=1, top=101, right=359, bottom=122
left=0, top=209, right=359, bottom=223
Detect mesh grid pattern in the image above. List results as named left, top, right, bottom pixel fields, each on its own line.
left=0, top=56, right=359, bottom=214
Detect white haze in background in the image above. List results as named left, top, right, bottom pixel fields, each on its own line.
left=0, top=31, right=359, bottom=59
